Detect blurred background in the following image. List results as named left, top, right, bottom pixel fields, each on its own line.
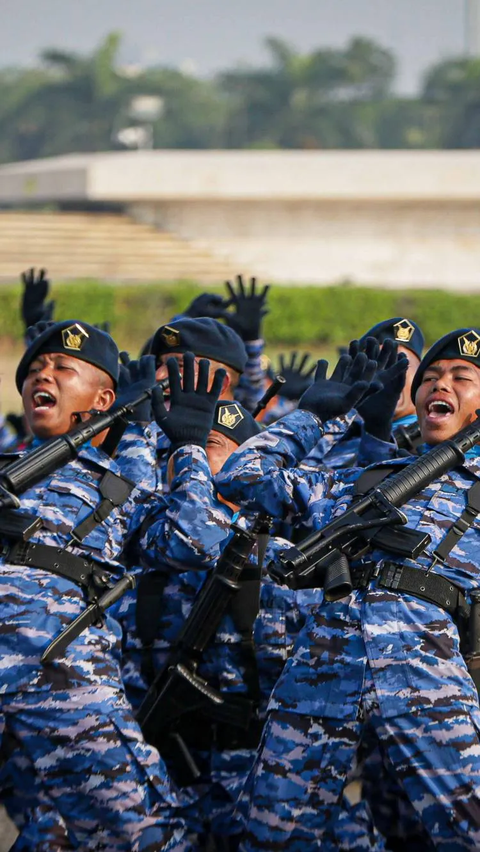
left=2, top=0, right=480, bottom=414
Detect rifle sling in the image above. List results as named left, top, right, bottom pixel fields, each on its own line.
left=69, top=470, right=134, bottom=544
left=136, top=572, right=170, bottom=685
left=3, top=470, right=134, bottom=593
left=432, top=481, right=480, bottom=566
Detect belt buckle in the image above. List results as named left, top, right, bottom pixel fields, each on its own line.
left=379, top=562, right=403, bottom=590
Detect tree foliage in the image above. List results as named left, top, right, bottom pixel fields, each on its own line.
left=0, top=32, right=477, bottom=163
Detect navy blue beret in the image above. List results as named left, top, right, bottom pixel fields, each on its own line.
left=411, top=327, right=480, bottom=401
left=150, top=318, right=247, bottom=374
left=359, top=317, right=424, bottom=360
left=212, top=401, right=262, bottom=445
left=16, top=320, right=119, bottom=392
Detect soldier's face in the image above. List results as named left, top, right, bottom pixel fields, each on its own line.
left=394, top=346, right=420, bottom=420
left=22, top=352, right=115, bottom=439
left=415, top=359, right=480, bottom=444
left=205, top=430, right=239, bottom=477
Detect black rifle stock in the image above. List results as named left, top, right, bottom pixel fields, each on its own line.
left=270, top=414, right=480, bottom=595
left=136, top=521, right=263, bottom=748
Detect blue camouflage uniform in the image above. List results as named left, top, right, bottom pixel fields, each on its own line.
left=216, top=408, right=480, bottom=851
left=0, top=424, right=228, bottom=852
left=300, top=411, right=419, bottom=472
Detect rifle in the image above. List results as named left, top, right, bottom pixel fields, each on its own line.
left=270, top=413, right=480, bottom=597
left=252, top=376, right=286, bottom=419
left=136, top=519, right=267, bottom=753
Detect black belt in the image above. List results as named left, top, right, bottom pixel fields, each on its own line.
left=5, top=541, right=111, bottom=592
left=351, top=561, right=469, bottom=620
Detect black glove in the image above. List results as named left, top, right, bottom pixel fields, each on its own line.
left=348, top=336, right=381, bottom=362
left=276, top=352, right=316, bottom=400
left=299, top=352, right=377, bottom=423
left=152, top=351, right=226, bottom=451
left=21, top=268, right=55, bottom=330
left=223, top=275, right=269, bottom=341
left=357, top=344, right=409, bottom=441
left=24, top=319, right=56, bottom=347
left=114, top=353, right=156, bottom=421
left=184, top=292, right=229, bottom=319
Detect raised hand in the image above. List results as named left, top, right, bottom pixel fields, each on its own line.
left=276, top=351, right=316, bottom=400
left=184, top=292, right=229, bottom=320
left=21, top=268, right=55, bottom=330
left=298, top=351, right=377, bottom=423
left=357, top=342, right=409, bottom=441
left=223, top=275, right=270, bottom=341
left=152, top=352, right=226, bottom=450
left=24, top=319, right=56, bottom=347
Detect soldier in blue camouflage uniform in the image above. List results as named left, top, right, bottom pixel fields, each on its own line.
left=0, top=320, right=230, bottom=851
left=216, top=328, right=480, bottom=850
left=118, top=401, right=265, bottom=850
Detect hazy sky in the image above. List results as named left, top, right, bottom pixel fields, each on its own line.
left=0, top=0, right=471, bottom=93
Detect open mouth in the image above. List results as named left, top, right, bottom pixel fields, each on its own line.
left=425, top=399, right=454, bottom=421
left=32, top=391, right=57, bottom=411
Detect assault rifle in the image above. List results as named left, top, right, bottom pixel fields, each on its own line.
left=136, top=519, right=268, bottom=753
left=270, top=413, right=480, bottom=597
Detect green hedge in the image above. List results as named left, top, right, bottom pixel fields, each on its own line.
left=1, top=279, right=479, bottom=351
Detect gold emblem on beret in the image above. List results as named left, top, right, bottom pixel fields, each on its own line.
left=161, top=326, right=180, bottom=347
left=393, top=319, right=414, bottom=343
left=458, top=330, right=480, bottom=358
left=218, top=403, right=244, bottom=430
left=61, top=323, right=89, bottom=351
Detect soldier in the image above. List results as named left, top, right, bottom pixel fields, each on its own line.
left=0, top=320, right=229, bottom=851
left=119, top=400, right=265, bottom=851
left=148, top=316, right=249, bottom=479
left=216, top=328, right=480, bottom=850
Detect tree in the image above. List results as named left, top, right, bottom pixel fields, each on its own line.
left=422, top=57, right=480, bottom=147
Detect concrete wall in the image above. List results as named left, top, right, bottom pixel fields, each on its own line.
left=129, top=198, right=480, bottom=289
left=2, top=151, right=480, bottom=288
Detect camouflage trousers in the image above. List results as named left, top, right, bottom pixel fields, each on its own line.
left=0, top=686, right=190, bottom=852
left=239, top=667, right=480, bottom=851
